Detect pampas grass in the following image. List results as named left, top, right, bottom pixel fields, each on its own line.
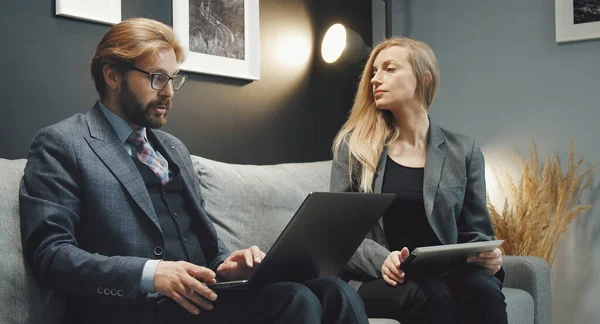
left=487, top=139, right=596, bottom=265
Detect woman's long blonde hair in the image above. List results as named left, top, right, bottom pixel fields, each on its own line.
left=332, top=37, right=440, bottom=192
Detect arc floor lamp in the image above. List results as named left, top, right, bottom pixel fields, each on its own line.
left=321, top=0, right=392, bottom=64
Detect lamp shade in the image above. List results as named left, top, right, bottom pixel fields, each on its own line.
left=321, top=23, right=369, bottom=64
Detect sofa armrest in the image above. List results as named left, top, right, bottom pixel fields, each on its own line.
left=502, top=256, right=551, bottom=324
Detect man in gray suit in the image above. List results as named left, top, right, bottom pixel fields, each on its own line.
left=19, top=18, right=368, bottom=324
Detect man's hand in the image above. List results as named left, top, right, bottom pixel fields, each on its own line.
left=381, top=247, right=410, bottom=286
left=217, top=245, right=265, bottom=281
left=154, top=261, right=218, bottom=315
left=467, top=247, right=503, bottom=275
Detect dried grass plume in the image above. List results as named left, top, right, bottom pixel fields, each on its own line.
left=487, top=139, right=596, bottom=265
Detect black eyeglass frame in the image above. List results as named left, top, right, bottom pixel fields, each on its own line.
left=129, top=65, right=187, bottom=91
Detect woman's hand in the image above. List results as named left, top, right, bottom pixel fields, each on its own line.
left=467, top=247, right=503, bottom=275
left=381, top=247, right=410, bottom=286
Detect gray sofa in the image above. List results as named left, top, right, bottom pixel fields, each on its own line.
left=0, top=156, right=551, bottom=324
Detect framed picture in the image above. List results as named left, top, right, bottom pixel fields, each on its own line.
left=555, top=0, right=600, bottom=43
left=173, top=0, right=260, bottom=80
left=56, top=0, right=121, bottom=25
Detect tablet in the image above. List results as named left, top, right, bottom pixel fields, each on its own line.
left=399, top=240, right=504, bottom=273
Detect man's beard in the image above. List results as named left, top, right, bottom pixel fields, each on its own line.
left=119, top=78, right=171, bottom=129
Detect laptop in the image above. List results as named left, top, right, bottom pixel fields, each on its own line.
left=206, top=192, right=396, bottom=290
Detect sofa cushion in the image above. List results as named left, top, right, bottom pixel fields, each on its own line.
left=0, top=158, right=65, bottom=324
left=503, top=287, right=534, bottom=324
left=191, top=156, right=332, bottom=252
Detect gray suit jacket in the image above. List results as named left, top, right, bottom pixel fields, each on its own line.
left=19, top=103, right=230, bottom=323
left=330, top=123, right=498, bottom=287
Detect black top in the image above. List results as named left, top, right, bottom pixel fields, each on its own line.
left=382, top=156, right=440, bottom=251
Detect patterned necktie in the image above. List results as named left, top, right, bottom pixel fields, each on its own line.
left=127, top=130, right=169, bottom=185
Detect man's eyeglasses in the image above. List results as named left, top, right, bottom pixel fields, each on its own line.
left=129, top=66, right=187, bottom=91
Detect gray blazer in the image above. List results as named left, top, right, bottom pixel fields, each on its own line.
left=19, top=103, right=230, bottom=323
left=330, top=123, right=497, bottom=287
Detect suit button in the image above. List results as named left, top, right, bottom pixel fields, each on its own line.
left=162, top=189, right=167, bottom=195
left=104, top=288, right=111, bottom=295
left=154, top=246, right=163, bottom=256
left=182, top=237, right=187, bottom=243
left=173, top=212, right=178, bottom=217
left=117, top=289, right=124, bottom=297
left=97, top=287, right=103, bottom=295
left=111, top=289, right=118, bottom=296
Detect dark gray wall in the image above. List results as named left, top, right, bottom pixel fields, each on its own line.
left=402, top=0, right=600, bottom=323
left=1, top=0, right=371, bottom=164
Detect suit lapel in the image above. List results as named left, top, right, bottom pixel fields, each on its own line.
left=150, top=131, right=206, bottom=220
left=149, top=131, right=198, bottom=203
left=374, top=146, right=389, bottom=231
left=151, top=131, right=220, bottom=246
left=84, top=104, right=161, bottom=231
left=423, top=124, right=446, bottom=220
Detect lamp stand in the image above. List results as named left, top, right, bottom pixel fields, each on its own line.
left=384, top=0, right=392, bottom=38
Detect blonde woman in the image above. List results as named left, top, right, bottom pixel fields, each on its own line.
left=331, top=37, right=507, bottom=324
